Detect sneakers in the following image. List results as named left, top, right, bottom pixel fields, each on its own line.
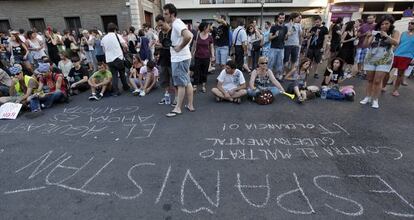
left=158, top=98, right=166, bottom=105
left=371, top=99, right=379, bottom=109
left=139, top=90, right=146, bottom=97
left=359, top=97, right=371, bottom=105
left=88, top=93, right=102, bottom=101
left=132, top=89, right=141, bottom=96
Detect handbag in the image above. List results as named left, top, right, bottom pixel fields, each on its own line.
left=230, top=28, right=242, bottom=56
left=252, top=40, right=261, bottom=51
left=190, top=33, right=200, bottom=71
left=256, top=90, right=274, bottom=105
left=115, top=33, right=132, bottom=68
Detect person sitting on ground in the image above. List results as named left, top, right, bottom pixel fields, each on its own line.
left=285, top=58, right=311, bottom=102
left=322, top=57, right=346, bottom=87
left=0, top=67, right=12, bottom=96
left=0, top=65, right=40, bottom=113
left=135, top=60, right=159, bottom=97
left=33, top=62, right=68, bottom=109
left=129, top=54, right=144, bottom=95
left=88, top=62, right=112, bottom=101
left=68, top=56, right=90, bottom=95
left=211, top=60, right=247, bottom=103
left=248, top=56, right=285, bottom=100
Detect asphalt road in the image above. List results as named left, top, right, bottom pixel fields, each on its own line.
left=0, top=72, right=414, bottom=220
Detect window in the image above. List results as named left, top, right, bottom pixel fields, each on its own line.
left=65, top=17, right=82, bottom=32
left=363, top=3, right=385, bottom=12
left=394, top=2, right=414, bottom=11
left=101, top=15, right=118, bottom=33
left=0, top=20, right=10, bottom=33
left=29, top=18, right=46, bottom=32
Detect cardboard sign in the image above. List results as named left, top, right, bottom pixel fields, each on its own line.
left=0, top=102, right=22, bottom=120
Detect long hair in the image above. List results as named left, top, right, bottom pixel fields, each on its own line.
left=344, top=21, right=355, bottom=32
left=330, top=57, right=345, bottom=71
left=299, top=58, right=311, bottom=71
left=375, top=15, right=395, bottom=35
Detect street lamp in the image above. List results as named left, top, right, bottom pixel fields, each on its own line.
left=260, top=0, right=265, bottom=30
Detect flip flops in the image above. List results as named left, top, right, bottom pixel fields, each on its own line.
left=184, top=105, right=196, bottom=112
left=166, top=111, right=182, bottom=117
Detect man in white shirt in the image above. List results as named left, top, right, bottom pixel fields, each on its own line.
left=211, top=60, right=247, bottom=103
left=163, top=3, right=194, bottom=117
left=100, top=23, right=130, bottom=96
left=232, top=19, right=248, bottom=71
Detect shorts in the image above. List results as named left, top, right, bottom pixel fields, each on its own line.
left=96, top=54, right=106, bottom=63
left=307, top=48, right=322, bottom=63
left=216, top=46, right=229, bottom=65
left=392, top=56, right=412, bottom=71
left=356, top=48, right=368, bottom=64
left=171, top=59, right=191, bottom=87
left=159, top=66, right=172, bottom=88
left=364, top=64, right=393, bottom=73
left=284, top=45, right=300, bottom=64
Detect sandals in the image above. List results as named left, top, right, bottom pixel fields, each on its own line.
left=201, top=87, right=206, bottom=93
left=184, top=105, right=196, bottom=112
left=233, top=98, right=241, bottom=104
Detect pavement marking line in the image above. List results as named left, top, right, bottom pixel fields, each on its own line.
left=4, top=186, right=47, bottom=195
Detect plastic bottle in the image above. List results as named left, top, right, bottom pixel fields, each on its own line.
left=321, top=87, right=327, bottom=99
left=164, top=92, right=171, bottom=105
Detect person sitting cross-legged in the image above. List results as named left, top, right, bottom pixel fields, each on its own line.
left=247, top=56, right=285, bottom=100
left=88, top=62, right=112, bottom=101
left=211, top=60, right=247, bottom=103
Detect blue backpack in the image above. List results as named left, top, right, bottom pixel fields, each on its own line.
left=326, top=88, right=345, bottom=100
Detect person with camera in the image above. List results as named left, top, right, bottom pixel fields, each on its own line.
left=213, top=15, right=230, bottom=71
left=360, top=15, right=400, bottom=109
left=155, top=14, right=177, bottom=106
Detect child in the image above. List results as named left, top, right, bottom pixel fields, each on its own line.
left=322, top=57, right=345, bottom=87
left=88, top=62, right=112, bottom=101
left=285, top=58, right=311, bottom=102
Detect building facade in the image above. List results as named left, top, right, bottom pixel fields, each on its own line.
left=164, top=0, right=329, bottom=28
left=329, top=0, right=414, bottom=23
left=0, top=0, right=161, bottom=33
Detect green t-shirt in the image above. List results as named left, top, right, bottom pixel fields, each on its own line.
left=91, top=70, right=112, bottom=81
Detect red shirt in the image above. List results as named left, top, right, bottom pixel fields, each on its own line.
left=41, top=72, right=67, bottom=96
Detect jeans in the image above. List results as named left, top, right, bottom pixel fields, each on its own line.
left=108, top=58, right=130, bottom=94
left=268, top=48, right=284, bottom=76
left=86, top=50, right=98, bottom=71
left=28, top=95, right=41, bottom=112
left=251, top=49, right=261, bottom=70
left=247, top=87, right=280, bottom=97
left=235, top=46, right=244, bottom=70
left=193, top=58, right=210, bottom=85
left=0, top=85, right=9, bottom=96
left=39, top=90, right=65, bottom=109
left=216, top=46, right=229, bottom=65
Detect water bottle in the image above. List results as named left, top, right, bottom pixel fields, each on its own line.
left=321, top=87, right=327, bottom=99
left=164, top=93, right=171, bottom=105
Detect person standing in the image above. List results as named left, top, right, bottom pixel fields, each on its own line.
left=163, top=3, right=195, bottom=117
left=338, top=21, right=357, bottom=77
left=268, top=13, right=288, bottom=80
left=360, top=15, right=400, bottom=109
left=192, top=22, right=215, bottom=93
left=306, top=16, right=329, bottom=79
left=247, top=24, right=263, bottom=71
left=262, top=21, right=272, bottom=57
left=284, top=12, right=302, bottom=69
left=356, top=15, right=376, bottom=77
left=213, top=15, right=230, bottom=71
left=330, top=17, right=343, bottom=60
left=232, top=18, right=248, bottom=72
left=155, top=14, right=176, bottom=106
left=389, top=20, right=414, bottom=97
left=101, top=23, right=130, bottom=96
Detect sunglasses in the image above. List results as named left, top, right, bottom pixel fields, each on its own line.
left=260, top=62, right=268, bottom=64
left=409, top=22, right=414, bottom=25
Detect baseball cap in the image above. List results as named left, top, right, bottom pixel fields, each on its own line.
left=36, top=63, right=50, bottom=74
left=9, top=64, right=22, bottom=76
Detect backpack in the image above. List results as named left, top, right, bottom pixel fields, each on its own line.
left=326, top=88, right=345, bottom=101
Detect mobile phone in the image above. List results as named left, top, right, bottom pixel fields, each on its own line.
left=371, top=31, right=380, bottom=36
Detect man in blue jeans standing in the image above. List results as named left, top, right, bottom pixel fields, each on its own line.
left=213, top=15, right=230, bottom=71
left=268, top=13, right=288, bottom=80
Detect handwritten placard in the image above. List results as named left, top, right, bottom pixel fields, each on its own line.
left=0, top=102, right=22, bottom=120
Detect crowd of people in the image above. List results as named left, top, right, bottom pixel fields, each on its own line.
left=0, top=4, right=413, bottom=118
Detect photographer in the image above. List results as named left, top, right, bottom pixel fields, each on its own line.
left=155, top=14, right=176, bottom=106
